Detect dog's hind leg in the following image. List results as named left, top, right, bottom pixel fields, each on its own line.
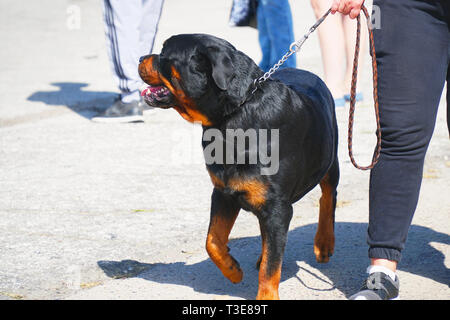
left=314, top=159, right=339, bottom=263
left=205, top=189, right=243, bottom=284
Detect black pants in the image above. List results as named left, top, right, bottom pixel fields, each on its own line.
left=368, top=0, right=449, bottom=262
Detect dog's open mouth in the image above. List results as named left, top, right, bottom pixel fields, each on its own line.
left=141, top=85, right=172, bottom=106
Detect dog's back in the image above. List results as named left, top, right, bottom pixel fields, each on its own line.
left=272, top=68, right=335, bottom=118
left=272, top=67, right=338, bottom=150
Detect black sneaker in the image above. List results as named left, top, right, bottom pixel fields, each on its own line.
left=349, top=272, right=400, bottom=300
left=92, top=98, right=145, bottom=123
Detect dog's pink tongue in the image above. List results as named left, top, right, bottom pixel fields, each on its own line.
left=141, top=85, right=165, bottom=96
left=141, top=86, right=150, bottom=97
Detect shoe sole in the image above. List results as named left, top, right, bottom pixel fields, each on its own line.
left=91, top=115, right=144, bottom=123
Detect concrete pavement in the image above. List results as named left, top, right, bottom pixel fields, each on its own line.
left=0, top=0, right=448, bottom=300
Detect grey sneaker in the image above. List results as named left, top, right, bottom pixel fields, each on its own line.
left=92, top=98, right=145, bottom=123
left=349, top=272, right=400, bottom=300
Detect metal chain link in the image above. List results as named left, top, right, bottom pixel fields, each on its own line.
left=251, top=8, right=332, bottom=94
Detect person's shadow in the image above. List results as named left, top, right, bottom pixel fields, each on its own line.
left=98, top=223, right=450, bottom=299
left=27, top=82, right=117, bottom=119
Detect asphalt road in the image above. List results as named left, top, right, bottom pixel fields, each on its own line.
left=0, top=0, right=448, bottom=300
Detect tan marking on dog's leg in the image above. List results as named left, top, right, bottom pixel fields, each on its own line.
left=206, top=210, right=243, bottom=283
left=256, top=239, right=281, bottom=300
left=314, top=173, right=336, bottom=263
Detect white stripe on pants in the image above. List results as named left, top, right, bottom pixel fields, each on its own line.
left=103, top=0, right=164, bottom=102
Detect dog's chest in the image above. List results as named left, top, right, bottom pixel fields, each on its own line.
left=206, top=167, right=268, bottom=212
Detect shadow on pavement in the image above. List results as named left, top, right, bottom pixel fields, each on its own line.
left=98, top=223, right=449, bottom=299
left=27, top=82, right=117, bottom=119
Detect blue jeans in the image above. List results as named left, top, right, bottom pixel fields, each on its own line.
left=257, top=0, right=296, bottom=72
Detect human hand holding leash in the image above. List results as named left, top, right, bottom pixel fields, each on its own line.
left=331, top=0, right=365, bottom=19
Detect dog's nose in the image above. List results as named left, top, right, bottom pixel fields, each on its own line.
left=139, top=55, right=151, bottom=63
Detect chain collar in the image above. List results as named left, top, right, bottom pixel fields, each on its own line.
left=239, top=8, right=332, bottom=107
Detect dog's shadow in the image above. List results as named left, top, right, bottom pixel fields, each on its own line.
left=27, top=82, right=117, bottom=119
left=98, top=223, right=449, bottom=299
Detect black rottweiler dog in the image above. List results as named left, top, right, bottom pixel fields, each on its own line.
left=138, top=34, right=339, bottom=300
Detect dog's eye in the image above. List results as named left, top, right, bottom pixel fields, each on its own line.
left=190, top=54, right=208, bottom=72
left=190, top=55, right=202, bottom=64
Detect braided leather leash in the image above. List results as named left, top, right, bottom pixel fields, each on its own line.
left=348, top=5, right=381, bottom=170
left=250, top=4, right=381, bottom=171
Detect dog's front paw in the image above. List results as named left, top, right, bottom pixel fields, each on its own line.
left=225, top=255, right=243, bottom=283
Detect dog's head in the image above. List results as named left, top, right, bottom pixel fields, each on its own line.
left=138, top=34, right=262, bottom=126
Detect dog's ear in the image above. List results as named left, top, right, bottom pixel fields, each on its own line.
left=200, top=45, right=234, bottom=91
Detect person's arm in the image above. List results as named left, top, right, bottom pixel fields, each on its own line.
left=331, top=0, right=365, bottom=19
